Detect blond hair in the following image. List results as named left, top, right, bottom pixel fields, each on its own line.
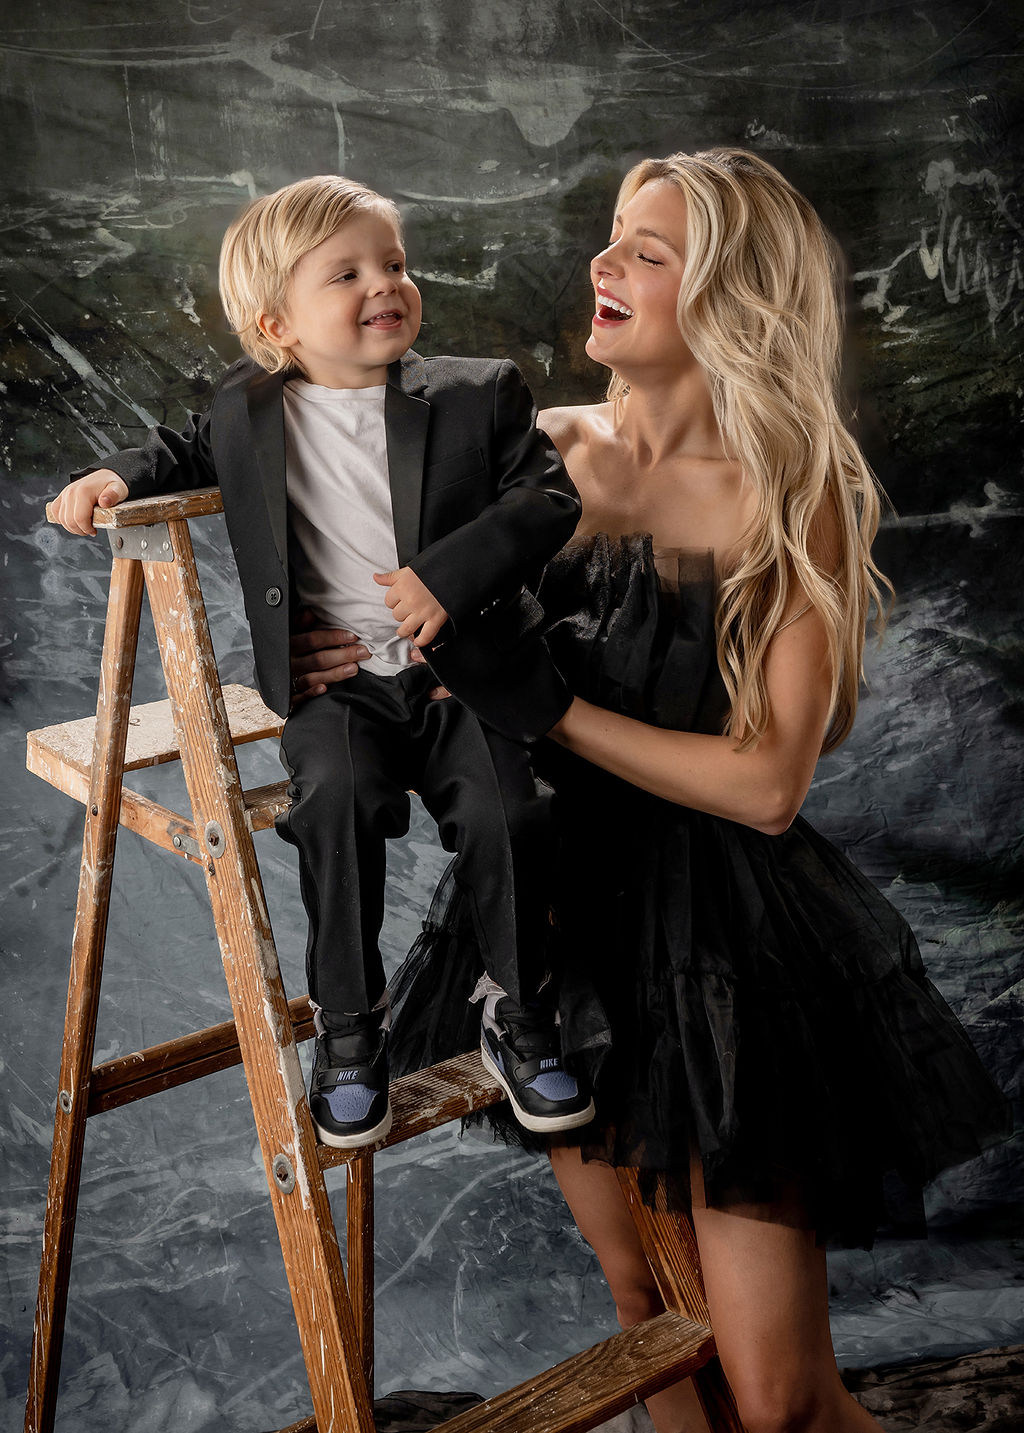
left=218, top=175, right=401, bottom=373
left=608, top=148, right=889, bottom=752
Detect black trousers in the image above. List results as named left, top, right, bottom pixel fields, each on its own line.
left=276, top=666, right=552, bottom=1016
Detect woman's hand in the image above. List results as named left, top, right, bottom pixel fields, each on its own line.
left=408, top=646, right=451, bottom=700
left=290, top=612, right=370, bottom=702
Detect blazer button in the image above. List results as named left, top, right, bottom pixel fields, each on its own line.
left=265, top=586, right=282, bottom=607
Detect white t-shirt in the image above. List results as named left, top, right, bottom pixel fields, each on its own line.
left=283, top=379, right=413, bottom=676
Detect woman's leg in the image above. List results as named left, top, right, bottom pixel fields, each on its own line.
left=550, top=1145, right=883, bottom=1433
left=688, top=1162, right=881, bottom=1433
left=549, top=1146, right=710, bottom=1433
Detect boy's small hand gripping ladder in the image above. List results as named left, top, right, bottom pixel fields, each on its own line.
left=25, top=490, right=741, bottom=1433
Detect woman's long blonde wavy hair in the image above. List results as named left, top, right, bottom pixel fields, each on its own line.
left=607, top=149, right=889, bottom=752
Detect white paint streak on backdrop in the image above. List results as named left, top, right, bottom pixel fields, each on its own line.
left=854, top=158, right=1023, bottom=337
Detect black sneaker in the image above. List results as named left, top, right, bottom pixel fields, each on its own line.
left=480, top=997, right=595, bottom=1133
left=309, top=1016, right=392, bottom=1149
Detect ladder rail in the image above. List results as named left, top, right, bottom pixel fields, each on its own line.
left=143, top=515, right=375, bottom=1432
left=25, top=557, right=146, bottom=1433
left=346, top=1156, right=375, bottom=1391
left=617, top=1170, right=742, bottom=1428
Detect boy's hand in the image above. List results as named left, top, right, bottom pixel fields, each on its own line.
left=373, top=567, right=448, bottom=647
left=48, top=470, right=129, bottom=536
left=290, top=612, right=370, bottom=702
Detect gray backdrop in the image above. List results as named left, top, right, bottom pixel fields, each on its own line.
left=2, top=3, right=1022, bottom=1430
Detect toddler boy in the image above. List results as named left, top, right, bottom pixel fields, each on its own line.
left=51, top=175, right=594, bottom=1148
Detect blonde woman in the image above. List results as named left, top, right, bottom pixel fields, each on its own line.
left=293, top=149, right=1007, bottom=1433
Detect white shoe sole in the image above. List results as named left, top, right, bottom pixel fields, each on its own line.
left=480, top=1038, right=595, bottom=1133
left=312, top=1103, right=393, bottom=1150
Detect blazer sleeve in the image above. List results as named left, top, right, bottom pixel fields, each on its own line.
left=70, top=405, right=218, bottom=498
left=408, top=361, right=580, bottom=624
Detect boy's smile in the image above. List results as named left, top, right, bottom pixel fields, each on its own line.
left=260, top=210, right=422, bottom=387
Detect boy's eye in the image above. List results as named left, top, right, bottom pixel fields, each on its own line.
left=333, top=270, right=357, bottom=283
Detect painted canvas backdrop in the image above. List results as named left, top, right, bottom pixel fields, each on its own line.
left=2, top=3, right=1022, bottom=1429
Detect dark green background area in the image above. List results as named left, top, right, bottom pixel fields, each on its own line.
left=2, top=4, right=1021, bottom=1430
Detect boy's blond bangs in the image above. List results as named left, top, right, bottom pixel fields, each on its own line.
left=219, top=176, right=401, bottom=374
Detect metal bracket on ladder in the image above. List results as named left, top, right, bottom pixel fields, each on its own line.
left=26, top=488, right=742, bottom=1433
left=106, top=522, right=174, bottom=561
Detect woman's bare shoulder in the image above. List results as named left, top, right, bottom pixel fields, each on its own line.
left=538, top=401, right=614, bottom=454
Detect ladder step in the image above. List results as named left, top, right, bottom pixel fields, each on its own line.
left=21, top=764, right=289, bottom=862
left=318, top=1050, right=504, bottom=1166
left=93, top=485, right=225, bottom=527
left=274, top=1311, right=714, bottom=1433
left=436, top=1311, right=714, bottom=1433
left=87, top=1000, right=502, bottom=1152
left=244, top=779, right=293, bottom=831
left=27, top=683, right=282, bottom=781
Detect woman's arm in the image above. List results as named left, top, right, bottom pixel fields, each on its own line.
left=550, top=595, right=833, bottom=835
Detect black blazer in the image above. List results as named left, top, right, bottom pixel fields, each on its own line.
left=83, top=352, right=580, bottom=738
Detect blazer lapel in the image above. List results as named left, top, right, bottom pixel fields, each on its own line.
left=245, top=367, right=289, bottom=572
left=385, top=351, right=430, bottom=568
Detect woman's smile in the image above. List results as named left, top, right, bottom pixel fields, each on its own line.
left=585, top=179, right=691, bottom=374
left=593, top=285, right=635, bottom=326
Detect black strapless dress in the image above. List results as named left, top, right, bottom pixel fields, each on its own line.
left=390, top=534, right=1009, bottom=1248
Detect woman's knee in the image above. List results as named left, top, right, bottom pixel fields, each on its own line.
left=731, top=1382, right=832, bottom=1433
left=612, top=1279, right=665, bottom=1330
left=591, top=1242, right=666, bottom=1330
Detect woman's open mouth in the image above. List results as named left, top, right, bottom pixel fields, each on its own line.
left=593, top=291, right=634, bottom=325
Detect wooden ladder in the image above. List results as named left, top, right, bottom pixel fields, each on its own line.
left=25, top=490, right=742, bottom=1433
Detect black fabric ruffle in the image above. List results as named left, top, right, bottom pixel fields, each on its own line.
left=390, top=534, right=1010, bottom=1248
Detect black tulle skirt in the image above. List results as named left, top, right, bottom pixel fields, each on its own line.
left=389, top=535, right=1010, bottom=1248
